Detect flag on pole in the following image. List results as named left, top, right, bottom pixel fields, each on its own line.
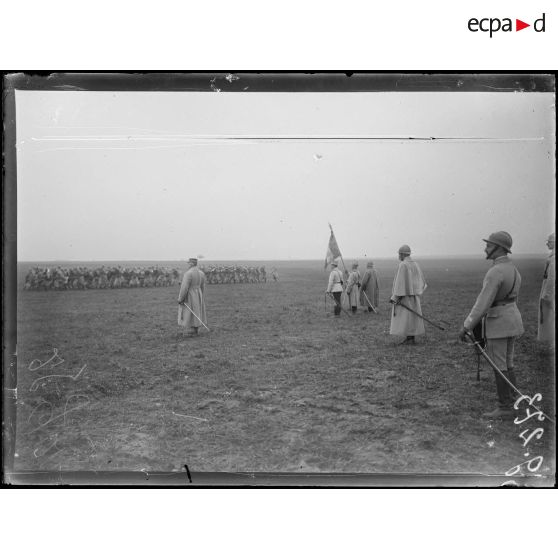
left=325, top=224, right=342, bottom=269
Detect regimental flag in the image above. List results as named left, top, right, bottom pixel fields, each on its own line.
left=325, top=226, right=342, bottom=269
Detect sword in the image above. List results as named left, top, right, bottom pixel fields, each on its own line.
left=392, top=299, right=446, bottom=331
left=179, top=302, right=210, bottom=332
left=464, top=331, right=555, bottom=424
left=360, top=290, right=378, bottom=314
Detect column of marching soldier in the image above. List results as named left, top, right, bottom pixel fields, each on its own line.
left=178, top=232, right=555, bottom=420
left=23, top=265, right=182, bottom=290
left=23, top=264, right=270, bottom=290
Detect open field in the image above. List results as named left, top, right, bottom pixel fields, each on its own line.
left=13, top=257, right=555, bottom=482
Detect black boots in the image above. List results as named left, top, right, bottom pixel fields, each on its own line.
left=399, top=336, right=416, bottom=345
left=483, top=368, right=517, bottom=419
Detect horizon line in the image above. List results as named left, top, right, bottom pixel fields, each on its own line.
left=17, top=253, right=548, bottom=263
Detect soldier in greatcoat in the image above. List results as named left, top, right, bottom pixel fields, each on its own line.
left=459, top=231, right=524, bottom=419
left=389, top=245, right=427, bottom=344
left=178, top=257, right=207, bottom=336
left=346, top=262, right=361, bottom=314
left=360, top=261, right=379, bottom=312
left=537, top=232, right=555, bottom=344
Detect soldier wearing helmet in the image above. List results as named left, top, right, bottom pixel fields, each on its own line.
left=389, top=245, right=427, bottom=344
left=360, top=261, right=379, bottom=312
left=346, top=262, right=361, bottom=314
left=537, top=232, right=555, bottom=344
left=459, top=231, right=524, bottom=419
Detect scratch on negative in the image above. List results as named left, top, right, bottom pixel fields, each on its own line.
left=171, top=411, right=208, bottom=422
left=33, top=434, right=60, bottom=458
left=63, top=394, right=90, bottom=426
left=26, top=399, right=90, bottom=434
left=29, top=364, right=87, bottom=392
left=27, top=400, right=54, bottom=424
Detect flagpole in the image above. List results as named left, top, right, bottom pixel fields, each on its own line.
left=328, top=223, right=349, bottom=276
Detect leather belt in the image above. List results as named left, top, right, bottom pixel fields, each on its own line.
left=491, top=298, right=516, bottom=307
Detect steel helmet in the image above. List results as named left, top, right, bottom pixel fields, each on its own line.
left=482, top=231, right=513, bottom=253
left=398, top=245, right=411, bottom=255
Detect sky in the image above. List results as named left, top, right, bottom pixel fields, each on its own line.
left=15, top=89, right=555, bottom=261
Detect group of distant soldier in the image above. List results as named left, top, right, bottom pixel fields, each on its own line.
left=24, top=264, right=279, bottom=291
left=23, top=266, right=181, bottom=291
left=200, top=265, right=268, bottom=284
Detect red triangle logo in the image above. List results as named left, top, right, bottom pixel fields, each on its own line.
left=516, top=19, right=530, bottom=31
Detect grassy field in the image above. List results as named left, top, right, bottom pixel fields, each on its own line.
left=13, top=257, right=555, bottom=482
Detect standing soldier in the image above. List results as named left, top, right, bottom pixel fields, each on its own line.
left=43, top=268, right=53, bottom=290
left=346, top=262, right=361, bottom=314
left=112, top=267, right=123, bottom=289
left=99, top=266, right=109, bottom=289
left=178, top=257, right=207, bottom=336
left=390, top=245, right=427, bottom=345
left=360, top=261, right=379, bottom=312
left=459, top=231, right=524, bottom=419
left=77, top=268, right=86, bottom=289
left=23, top=269, right=33, bottom=290
left=326, top=259, right=345, bottom=317
left=537, top=232, right=555, bottom=344
left=271, top=267, right=279, bottom=282
left=129, top=269, right=140, bottom=288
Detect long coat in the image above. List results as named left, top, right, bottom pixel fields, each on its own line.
left=390, top=257, right=427, bottom=337
left=463, top=256, right=523, bottom=339
left=178, top=266, right=207, bottom=328
left=538, top=251, right=555, bottom=342
left=360, top=268, right=379, bottom=308
left=346, top=270, right=361, bottom=307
